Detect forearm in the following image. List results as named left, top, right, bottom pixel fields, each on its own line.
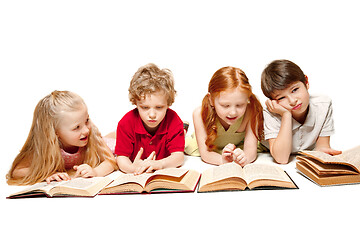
left=199, top=148, right=225, bottom=165
left=116, top=156, right=136, bottom=173
left=158, top=152, right=184, bottom=169
left=270, top=112, right=293, bottom=164
left=244, top=147, right=257, bottom=164
left=94, top=160, right=116, bottom=177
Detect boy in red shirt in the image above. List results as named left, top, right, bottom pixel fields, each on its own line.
left=115, top=63, right=185, bottom=175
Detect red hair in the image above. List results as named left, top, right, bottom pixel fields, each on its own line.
left=201, top=67, right=264, bottom=151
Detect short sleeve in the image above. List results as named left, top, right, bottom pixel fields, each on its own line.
left=263, top=109, right=282, bottom=140
left=319, top=99, right=335, bottom=137
left=165, top=111, right=185, bottom=154
left=114, top=114, right=135, bottom=157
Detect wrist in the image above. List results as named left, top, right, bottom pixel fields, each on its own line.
left=281, top=111, right=292, bottom=118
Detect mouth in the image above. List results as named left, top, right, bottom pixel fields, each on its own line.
left=292, top=104, right=302, bottom=111
left=148, top=120, right=157, bottom=124
left=226, top=116, right=238, bottom=121
left=80, top=136, right=88, bottom=141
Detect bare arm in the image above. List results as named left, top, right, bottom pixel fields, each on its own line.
left=116, top=155, right=137, bottom=173
left=315, top=136, right=342, bottom=155
left=241, top=120, right=259, bottom=164
left=193, top=107, right=224, bottom=165
left=93, top=159, right=116, bottom=177
left=266, top=100, right=293, bottom=164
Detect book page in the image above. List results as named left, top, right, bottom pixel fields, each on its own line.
left=8, top=181, right=62, bottom=198
left=244, top=164, right=291, bottom=184
left=106, top=173, right=153, bottom=189
left=59, top=177, right=104, bottom=189
left=152, top=168, right=189, bottom=178
left=200, top=162, right=244, bottom=187
left=302, top=145, right=360, bottom=171
left=337, top=146, right=360, bottom=171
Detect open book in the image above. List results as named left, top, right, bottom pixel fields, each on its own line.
left=296, top=145, right=360, bottom=186
left=99, top=168, right=201, bottom=194
left=198, top=162, right=297, bottom=192
left=7, top=177, right=112, bottom=199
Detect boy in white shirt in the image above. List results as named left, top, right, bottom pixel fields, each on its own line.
left=261, top=59, right=341, bottom=164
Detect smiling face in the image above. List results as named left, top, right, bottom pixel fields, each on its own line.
left=272, top=81, right=310, bottom=122
left=56, top=104, right=91, bottom=153
left=211, top=87, right=249, bottom=129
left=136, top=91, right=169, bottom=134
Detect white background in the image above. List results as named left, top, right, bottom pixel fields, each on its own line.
left=1, top=0, right=359, bottom=239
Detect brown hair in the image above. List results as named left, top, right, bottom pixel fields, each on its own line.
left=129, top=63, right=176, bottom=106
left=261, top=59, right=307, bottom=99
left=201, top=66, right=264, bottom=151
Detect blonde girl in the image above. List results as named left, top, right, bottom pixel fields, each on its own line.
left=7, top=90, right=117, bottom=185
left=189, top=66, right=264, bottom=166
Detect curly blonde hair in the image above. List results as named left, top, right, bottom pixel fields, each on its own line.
left=129, top=63, right=176, bottom=106
left=7, top=90, right=116, bottom=185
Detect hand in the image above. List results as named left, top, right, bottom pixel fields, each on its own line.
left=73, top=164, right=97, bottom=178
left=232, top=148, right=249, bottom=167
left=222, top=143, right=236, bottom=163
left=46, top=172, right=71, bottom=184
left=133, top=148, right=157, bottom=175
left=316, top=147, right=342, bottom=156
left=266, top=99, right=290, bottom=116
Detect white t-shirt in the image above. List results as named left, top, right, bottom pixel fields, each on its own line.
left=262, top=94, right=335, bottom=153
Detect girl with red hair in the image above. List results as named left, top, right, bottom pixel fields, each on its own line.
left=187, top=66, right=265, bottom=166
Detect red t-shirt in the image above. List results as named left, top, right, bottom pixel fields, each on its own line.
left=115, top=108, right=185, bottom=161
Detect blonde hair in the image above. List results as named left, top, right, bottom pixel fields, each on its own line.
left=128, top=63, right=176, bottom=106
left=201, top=67, right=264, bottom=151
left=7, top=90, right=116, bottom=185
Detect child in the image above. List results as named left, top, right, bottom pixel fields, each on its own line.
left=115, top=63, right=184, bottom=175
left=261, top=59, right=341, bottom=164
left=189, top=66, right=264, bottom=166
left=6, top=91, right=117, bottom=185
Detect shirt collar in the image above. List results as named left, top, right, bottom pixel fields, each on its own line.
left=292, top=104, right=315, bottom=130
left=134, top=108, right=168, bottom=136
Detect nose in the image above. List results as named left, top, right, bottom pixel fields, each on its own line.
left=82, top=125, right=90, bottom=135
left=288, top=96, right=297, bottom=106
left=149, top=109, right=156, bottom=119
left=229, top=106, right=237, bottom=116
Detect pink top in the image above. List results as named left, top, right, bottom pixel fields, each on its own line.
left=61, top=137, right=116, bottom=170
left=61, top=148, right=84, bottom=170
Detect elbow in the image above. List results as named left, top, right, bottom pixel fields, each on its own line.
left=175, top=153, right=184, bottom=167
left=273, top=155, right=289, bottom=164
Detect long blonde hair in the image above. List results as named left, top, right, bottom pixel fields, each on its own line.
left=201, top=67, right=264, bottom=151
left=7, top=91, right=116, bottom=185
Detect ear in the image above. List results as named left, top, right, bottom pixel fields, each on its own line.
left=304, top=75, right=310, bottom=90
left=207, top=93, right=214, bottom=107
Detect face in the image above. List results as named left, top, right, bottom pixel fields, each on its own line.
left=211, top=87, right=249, bottom=129
left=137, top=91, right=169, bottom=134
left=56, top=104, right=91, bottom=153
left=272, top=81, right=310, bottom=121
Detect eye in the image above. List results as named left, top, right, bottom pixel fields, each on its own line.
left=140, top=106, right=149, bottom=110
left=236, top=104, right=245, bottom=108
left=156, top=106, right=164, bottom=110
left=277, top=97, right=285, bottom=101
left=73, top=125, right=80, bottom=131
left=292, top=87, right=299, bottom=93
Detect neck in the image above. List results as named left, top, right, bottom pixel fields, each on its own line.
left=61, top=145, right=80, bottom=154
left=293, top=106, right=309, bottom=124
